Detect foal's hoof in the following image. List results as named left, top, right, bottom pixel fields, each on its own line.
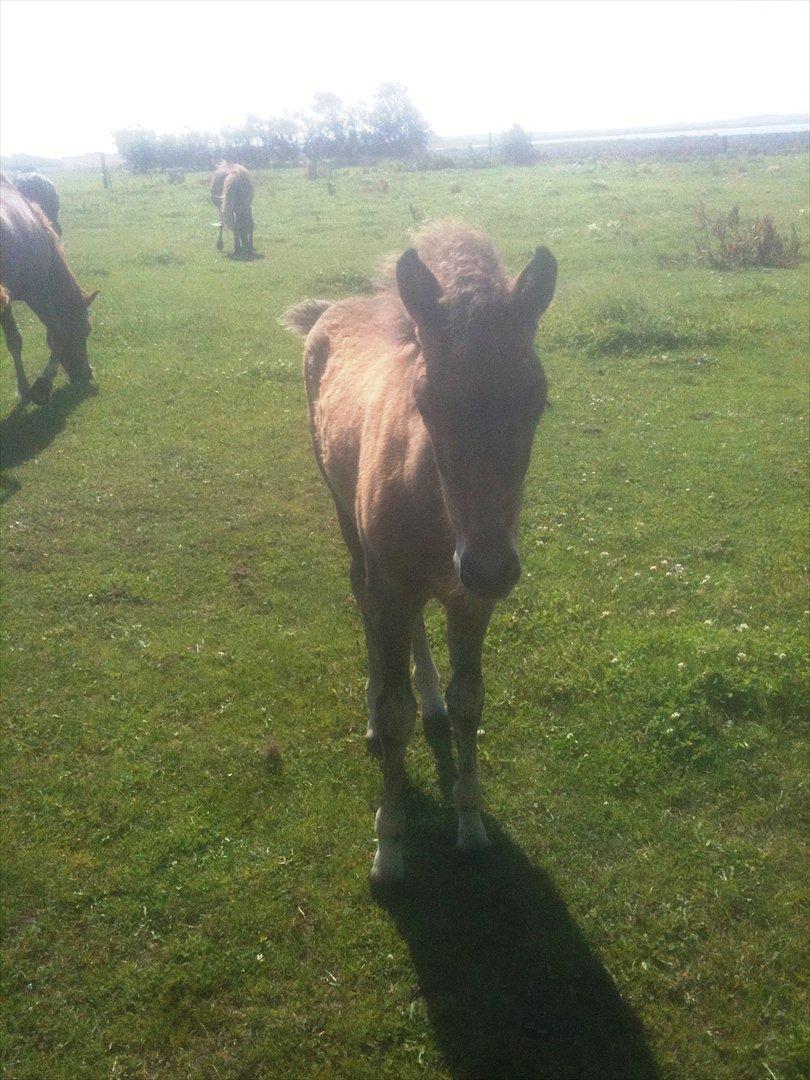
left=365, top=730, right=382, bottom=758
left=216, top=240, right=224, bottom=252
left=371, top=840, right=405, bottom=884
left=28, top=378, right=52, bottom=406
left=457, top=812, right=491, bottom=852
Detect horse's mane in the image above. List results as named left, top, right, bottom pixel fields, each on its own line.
left=1, top=174, right=85, bottom=308
left=379, top=221, right=511, bottom=307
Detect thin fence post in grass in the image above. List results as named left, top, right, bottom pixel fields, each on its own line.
left=101, top=153, right=112, bottom=190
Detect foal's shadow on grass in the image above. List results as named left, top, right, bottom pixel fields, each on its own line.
left=228, top=250, right=264, bottom=262
left=0, top=383, right=95, bottom=500
left=373, top=754, right=659, bottom=1079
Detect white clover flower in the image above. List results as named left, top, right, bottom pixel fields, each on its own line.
left=737, top=652, right=747, bottom=661
left=737, top=623, right=749, bottom=631
left=677, top=662, right=685, bottom=670
left=671, top=711, right=681, bottom=719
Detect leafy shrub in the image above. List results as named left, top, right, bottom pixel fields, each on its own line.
left=499, top=124, right=538, bottom=166
left=694, top=202, right=806, bottom=269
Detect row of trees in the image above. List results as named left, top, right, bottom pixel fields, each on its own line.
left=114, top=84, right=432, bottom=172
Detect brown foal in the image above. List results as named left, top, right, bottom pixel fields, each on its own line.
left=285, top=223, right=557, bottom=881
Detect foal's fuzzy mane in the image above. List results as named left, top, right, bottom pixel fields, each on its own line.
left=380, top=221, right=512, bottom=308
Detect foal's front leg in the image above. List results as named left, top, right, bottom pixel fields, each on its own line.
left=367, top=578, right=418, bottom=883
left=446, top=598, right=494, bottom=850
left=1, top=307, right=29, bottom=402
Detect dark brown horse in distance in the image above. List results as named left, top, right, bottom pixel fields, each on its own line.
left=14, top=172, right=62, bottom=236
left=285, top=223, right=557, bottom=881
left=0, top=173, right=96, bottom=405
left=210, top=163, right=254, bottom=257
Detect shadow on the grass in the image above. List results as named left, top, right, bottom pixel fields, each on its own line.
left=0, top=382, right=95, bottom=501
left=373, top=784, right=659, bottom=1080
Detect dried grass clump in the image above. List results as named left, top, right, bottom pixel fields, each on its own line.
left=694, top=202, right=806, bottom=269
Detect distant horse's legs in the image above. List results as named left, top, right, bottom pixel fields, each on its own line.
left=367, top=576, right=418, bottom=882
left=245, top=209, right=255, bottom=255
left=446, top=597, right=494, bottom=850
left=0, top=306, right=29, bottom=401
left=216, top=217, right=224, bottom=252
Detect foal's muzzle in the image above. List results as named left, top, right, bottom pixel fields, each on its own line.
left=457, top=546, right=522, bottom=600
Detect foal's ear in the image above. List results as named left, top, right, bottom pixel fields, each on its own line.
left=84, top=289, right=100, bottom=307
left=512, top=246, right=557, bottom=330
left=396, top=249, right=443, bottom=330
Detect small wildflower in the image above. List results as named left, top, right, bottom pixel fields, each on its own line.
left=670, top=711, right=681, bottom=719
left=737, top=623, right=749, bottom=632
left=737, top=652, right=747, bottom=661
left=600, top=610, right=610, bottom=618
left=634, top=571, right=641, bottom=578
left=256, top=954, right=265, bottom=962
left=704, top=619, right=713, bottom=626
left=677, top=662, right=685, bottom=670
left=776, top=652, right=787, bottom=660
left=650, top=565, right=658, bottom=572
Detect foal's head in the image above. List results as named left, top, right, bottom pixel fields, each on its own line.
left=47, top=289, right=98, bottom=383
left=397, top=245, right=557, bottom=600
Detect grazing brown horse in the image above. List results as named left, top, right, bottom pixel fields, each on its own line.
left=0, top=173, right=96, bottom=405
left=285, top=223, right=557, bottom=881
left=210, top=163, right=254, bottom=257
left=14, top=172, right=62, bottom=236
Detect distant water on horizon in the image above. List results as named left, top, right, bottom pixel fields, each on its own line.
left=463, top=122, right=810, bottom=150
left=532, top=122, right=810, bottom=146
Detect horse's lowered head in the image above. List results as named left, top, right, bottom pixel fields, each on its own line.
left=47, top=289, right=99, bottom=383
left=397, top=245, right=556, bottom=600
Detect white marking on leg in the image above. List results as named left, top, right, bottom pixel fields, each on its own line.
left=371, top=807, right=405, bottom=882
left=457, top=808, right=490, bottom=850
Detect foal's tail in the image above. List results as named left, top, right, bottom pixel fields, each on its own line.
left=280, top=299, right=332, bottom=335
left=221, top=171, right=238, bottom=231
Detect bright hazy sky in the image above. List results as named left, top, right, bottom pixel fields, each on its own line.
left=1, top=0, right=808, bottom=158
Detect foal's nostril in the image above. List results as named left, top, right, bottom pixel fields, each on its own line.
left=459, top=549, right=521, bottom=600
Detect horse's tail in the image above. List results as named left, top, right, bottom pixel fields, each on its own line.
left=221, top=171, right=238, bottom=231
left=0, top=283, right=10, bottom=313
left=280, top=299, right=332, bottom=335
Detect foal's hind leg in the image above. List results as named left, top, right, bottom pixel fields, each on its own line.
left=412, top=613, right=449, bottom=740
left=446, top=597, right=494, bottom=851
left=1, top=307, right=30, bottom=402
left=367, top=576, right=418, bottom=882
left=348, top=550, right=383, bottom=757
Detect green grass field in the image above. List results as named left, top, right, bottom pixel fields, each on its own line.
left=2, top=156, right=808, bottom=1079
